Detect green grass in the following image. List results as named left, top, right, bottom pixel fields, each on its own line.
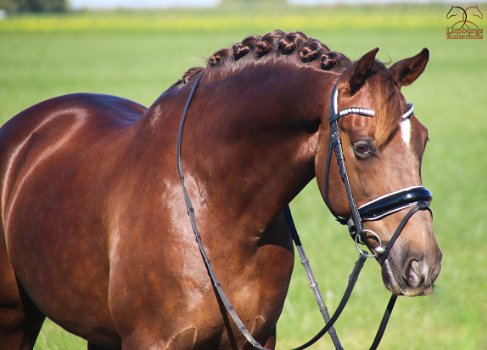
left=1, top=4, right=486, bottom=349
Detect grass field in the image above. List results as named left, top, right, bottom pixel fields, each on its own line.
left=1, top=3, right=486, bottom=349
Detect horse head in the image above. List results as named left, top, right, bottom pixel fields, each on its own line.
left=316, top=48, right=442, bottom=296
left=467, top=6, right=484, bottom=19
left=446, top=6, right=466, bottom=20
left=467, top=6, right=483, bottom=19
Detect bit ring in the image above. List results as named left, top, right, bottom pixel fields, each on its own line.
left=354, top=229, right=384, bottom=258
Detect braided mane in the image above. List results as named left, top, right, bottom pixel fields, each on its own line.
left=173, top=31, right=407, bottom=150
left=175, top=30, right=351, bottom=85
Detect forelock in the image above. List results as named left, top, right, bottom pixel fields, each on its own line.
left=368, top=63, right=403, bottom=148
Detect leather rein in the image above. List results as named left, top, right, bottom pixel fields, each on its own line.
left=176, top=72, right=432, bottom=349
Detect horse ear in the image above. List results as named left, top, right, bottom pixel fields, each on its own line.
left=389, top=48, right=429, bottom=87
left=347, top=48, right=379, bottom=95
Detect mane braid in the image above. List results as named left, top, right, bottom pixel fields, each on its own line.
left=176, top=30, right=351, bottom=85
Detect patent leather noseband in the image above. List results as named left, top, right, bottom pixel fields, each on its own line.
left=358, top=185, right=432, bottom=222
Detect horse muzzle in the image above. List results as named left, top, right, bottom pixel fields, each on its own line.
left=381, top=242, right=442, bottom=296
left=352, top=186, right=441, bottom=296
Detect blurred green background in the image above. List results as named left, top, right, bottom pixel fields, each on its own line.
left=0, top=2, right=486, bottom=349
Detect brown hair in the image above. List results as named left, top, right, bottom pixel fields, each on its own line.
left=175, top=31, right=402, bottom=148
left=175, top=30, right=351, bottom=85
left=365, top=62, right=404, bottom=148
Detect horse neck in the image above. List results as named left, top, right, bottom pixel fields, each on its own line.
left=171, top=63, right=334, bottom=233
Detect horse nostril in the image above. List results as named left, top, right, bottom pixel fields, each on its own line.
left=404, top=259, right=425, bottom=288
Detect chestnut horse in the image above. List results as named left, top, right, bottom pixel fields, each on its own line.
left=0, top=31, right=441, bottom=349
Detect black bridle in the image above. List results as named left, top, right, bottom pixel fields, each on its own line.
left=177, top=73, right=432, bottom=349
left=323, top=83, right=432, bottom=244
left=292, top=82, right=432, bottom=350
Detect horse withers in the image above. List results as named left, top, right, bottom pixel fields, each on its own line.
left=0, top=31, right=441, bottom=349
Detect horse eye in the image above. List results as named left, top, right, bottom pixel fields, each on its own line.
left=353, top=140, right=375, bottom=159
